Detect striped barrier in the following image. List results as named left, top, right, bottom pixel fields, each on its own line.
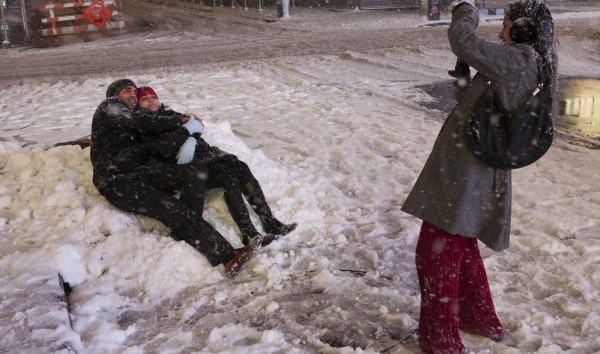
left=36, top=0, right=124, bottom=36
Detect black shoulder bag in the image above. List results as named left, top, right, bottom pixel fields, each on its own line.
left=465, top=69, right=553, bottom=169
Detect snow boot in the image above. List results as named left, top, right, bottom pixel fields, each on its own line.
left=261, top=233, right=280, bottom=247
left=264, top=219, right=297, bottom=236
left=224, top=235, right=265, bottom=277
left=222, top=186, right=260, bottom=245
left=242, top=181, right=297, bottom=237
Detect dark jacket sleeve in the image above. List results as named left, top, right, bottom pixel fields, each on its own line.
left=132, top=106, right=186, bottom=133
left=133, top=106, right=192, bottom=161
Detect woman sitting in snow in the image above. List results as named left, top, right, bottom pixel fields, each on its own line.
left=133, top=86, right=297, bottom=247
left=401, top=0, right=557, bottom=352
left=91, top=79, right=269, bottom=278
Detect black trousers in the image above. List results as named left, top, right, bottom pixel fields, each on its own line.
left=206, top=155, right=274, bottom=241
left=101, top=161, right=234, bottom=266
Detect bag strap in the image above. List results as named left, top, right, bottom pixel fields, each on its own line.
left=533, top=50, right=544, bottom=95
left=526, top=52, right=546, bottom=105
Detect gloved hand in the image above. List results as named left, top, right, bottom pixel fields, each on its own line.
left=176, top=137, right=197, bottom=164
left=182, top=118, right=204, bottom=135
left=448, top=0, right=475, bottom=13
left=448, top=58, right=470, bottom=78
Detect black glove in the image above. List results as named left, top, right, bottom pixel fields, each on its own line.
left=449, top=58, right=471, bottom=101
left=448, top=58, right=470, bottom=78
left=448, top=0, right=475, bottom=14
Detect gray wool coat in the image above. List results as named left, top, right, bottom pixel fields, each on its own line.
left=401, top=3, right=540, bottom=251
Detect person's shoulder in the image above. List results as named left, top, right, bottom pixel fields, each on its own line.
left=97, top=96, right=125, bottom=109
left=160, top=103, right=181, bottom=115
left=107, top=96, right=128, bottom=105
left=508, top=44, right=538, bottom=68
left=94, top=97, right=130, bottom=118
left=515, top=44, right=537, bottom=57
left=133, top=107, right=160, bottom=116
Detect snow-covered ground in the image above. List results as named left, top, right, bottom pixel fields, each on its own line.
left=1, top=4, right=600, bottom=353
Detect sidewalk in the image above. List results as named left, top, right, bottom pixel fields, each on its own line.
left=155, top=0, right=600, bottom=33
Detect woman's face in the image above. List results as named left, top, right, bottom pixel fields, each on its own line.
left=499, top=15, right=516, bottom=46
left=138, top=94, right=160, bottom=111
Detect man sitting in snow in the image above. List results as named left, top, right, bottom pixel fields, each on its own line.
left=133, top=85, right=296, bottom=247
left=90, top=78, right=264, bottom=277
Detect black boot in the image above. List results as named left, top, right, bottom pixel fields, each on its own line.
left=263, top=217, right=297, bottom=236
left=242, top=181, right=297, bottom=236
left=252, top=202, right=297, bottom=236
left=221, top=186, right=260, bottom=246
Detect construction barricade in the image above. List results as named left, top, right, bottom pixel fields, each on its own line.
left=36, top=0, right=124, bottom=37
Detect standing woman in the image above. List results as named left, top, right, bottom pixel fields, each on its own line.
left=401, top=0, right=557, bottom=352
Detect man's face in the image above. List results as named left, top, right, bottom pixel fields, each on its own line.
left=118, top=85, right=138, bottom=110
left=137, top=94, right=160, bottom=112
left=499, top=15, right=516, bottom=46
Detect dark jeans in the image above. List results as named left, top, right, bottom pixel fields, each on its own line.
left=206, top=156, right=275, bottom=241
left=101, top=161, right=234, bottom=266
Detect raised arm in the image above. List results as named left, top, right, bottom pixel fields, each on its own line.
left=131, top=106, right=186, bottom=133
left=131, top=107, right=191, bottom=160
left=448, top=3, right=530, bottom=83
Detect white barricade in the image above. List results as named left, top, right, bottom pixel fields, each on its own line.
left=36, top=0, right=124, bottom=36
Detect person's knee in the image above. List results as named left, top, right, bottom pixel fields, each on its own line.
left=236, top=160, right=250, bottom=170
left=235, top=160, right=253, bottom=177
left=101, top=183, right=142, bottom=214
left=217, top=164, right=240, bottom=183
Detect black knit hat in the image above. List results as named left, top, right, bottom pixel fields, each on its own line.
left=106, top=79, right=137, bottom=98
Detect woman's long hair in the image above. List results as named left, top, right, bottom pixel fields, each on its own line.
left=507, top=0, right=558, bottom=107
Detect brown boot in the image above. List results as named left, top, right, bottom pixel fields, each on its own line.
left=224, top=235, right=264, bottom=277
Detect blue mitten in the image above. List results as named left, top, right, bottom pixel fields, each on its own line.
left=176, top=137, right=197, bottom=164
left=182, top=119, right=204, bottom=135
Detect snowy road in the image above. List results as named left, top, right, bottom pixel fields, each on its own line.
left=2, top=1, right=598, bottom=85
left=2, top=0, right=598, bottom=146
left=0, top=2, right=447, bottom=84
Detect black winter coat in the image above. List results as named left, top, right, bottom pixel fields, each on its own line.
left=90, top=98, right=185, bottom=191
left=134, top=104, right=230, bottom=165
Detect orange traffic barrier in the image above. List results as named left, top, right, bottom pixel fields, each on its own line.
left=36, top=0, right=124, bottom=36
